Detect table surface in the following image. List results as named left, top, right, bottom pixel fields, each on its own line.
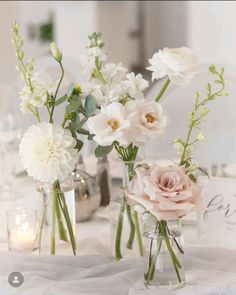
left=0, top=174, right=235, bottom=294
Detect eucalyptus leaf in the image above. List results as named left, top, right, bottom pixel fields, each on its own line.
left=70, top=113, right=81, bottom=130
left=76, top=127, right=89, bottom=135
left=67, top=83, right=74, bottom=97
left=88, top=134, right=95, bottom=140
left=54, top=95, right=68, bottom=106
left=75, top=139, right=83, bottom=152
left=85, top=95, right=96, bottom=117
left=95, top=144, right=113, bottom=158
left=66, top=97, right=82, bottom=113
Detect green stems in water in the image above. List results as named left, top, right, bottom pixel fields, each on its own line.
left=133, top=210, right=143, bottom=256
left=145, top=220, right=182, bottom=285
left=114, top=197, right=125, bottom=261
left=125, top=203, right=135, bottom=249
left=113, top=154, right=143, bottom=260
left=50, top=182, right=57, bottom=255
left=47, top=180, right=76, bottom=256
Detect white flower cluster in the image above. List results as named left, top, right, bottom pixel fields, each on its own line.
left=87, top=100, right=167, bottom=147
left=19, top=70, right=56, bottom=113
left=79, top=37, right=149, bottom=107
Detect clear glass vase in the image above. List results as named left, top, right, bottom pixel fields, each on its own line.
left=110, top=160, right=143, bottom=260
left=38, top=178, right=77, bottom=255
left=143, top=218, right=185, bottom=289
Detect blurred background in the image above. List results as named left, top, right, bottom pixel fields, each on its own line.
left=1, top=0, right=236, bottom=174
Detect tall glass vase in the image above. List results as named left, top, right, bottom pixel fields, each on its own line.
left=143, top=217, right=185, bottom=289
left=38, top=177, right=77, bottom=255
left=110, top=161, right=143, bottom=260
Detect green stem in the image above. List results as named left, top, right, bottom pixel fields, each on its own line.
left=179, top=122, right=194, bottom=165
left=38, top=202, right=47, bottom=254
left=114, top=198, right=125, bottom=261
left=126, top=203, right=135, bottom=249
left=50, top=62, right=64, bottom=123
left=133, top=210, right=143, bottom=256
left=155, top=78, right=170, bottom=103
left=55, top=193, right=68, bottom=242
left=146, top=238, right=162, bottom=284
left=56, top=180, right=77, bottom=256
left=160, top=221, right=182, bottom=283
left=50, top=183, right=57, bottom=255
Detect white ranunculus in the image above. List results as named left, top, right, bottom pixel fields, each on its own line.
left=87, top=102, right=130, bottom=146
left=19, top=70, right=55, bottom=112
left=147, top=47, right=198, bottom=85
left=122, top=73, right=149, bottom=99
left=19, top=122, right=78, bottom=184
left=126, top=99, right=168, bottom=145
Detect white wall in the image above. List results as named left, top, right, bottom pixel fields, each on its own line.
left=187, top=1, right=236, bottom=65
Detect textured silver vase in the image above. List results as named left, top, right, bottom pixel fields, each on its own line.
left=71, top=169, right=101, bottom=222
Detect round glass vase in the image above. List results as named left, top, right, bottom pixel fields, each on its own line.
left=143, top=217, right=185, bottom=290
left=110, top=160, right=143, bottom=260
left=38, top=178, right=77, bottom=255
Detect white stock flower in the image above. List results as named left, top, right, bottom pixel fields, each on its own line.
left=87, top=102, right=130, bottom=146
left=122, top=73, right=149, bottom=99
left=147, top=47, right=198, bottom=85
left=80, top=47, right=107, bottom=69
left=126, top=99, right=168, bottom=145
left=19, top=122, right=78, bottom=184
left=19, top=70, right=55, bottom=113
left=101, top=62, right=127, bottom=83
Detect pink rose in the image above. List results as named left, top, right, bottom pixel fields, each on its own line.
left=127, top=165, right=201, bottom=220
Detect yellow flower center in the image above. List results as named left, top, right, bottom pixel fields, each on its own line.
left=107, top=119, right=120, bottom=131
left=145, top=113, right=156, bottom=123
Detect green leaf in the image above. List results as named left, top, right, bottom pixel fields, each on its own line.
left=66, top=97, right=82, bottom=113
left=85, top=95, right=96, bottom=117
left=70, top=113, right=81, bottom=130
left=75, top=139, right=83, bottom=152
left=67, top=83, right=74, bottom=97
left=88, top=134, right=95, bottom=140
left=76, top=127, right=89, bottom=135
left=54, top=94, right=68, bottom=106
left=95, top=144, right=113, bottom=158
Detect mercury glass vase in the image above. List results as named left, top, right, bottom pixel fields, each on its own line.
left=110, top=160, right=143, bottom=260
left=143, top=217, right=185, bottom=289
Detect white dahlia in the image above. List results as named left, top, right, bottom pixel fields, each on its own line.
left=19, top=122, right=78, bottom=184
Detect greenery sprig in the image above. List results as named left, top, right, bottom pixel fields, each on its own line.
left=175, top=65, right=228, bottom=181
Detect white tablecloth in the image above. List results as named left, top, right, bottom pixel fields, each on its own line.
left=0, top=246, right=236, bottom=295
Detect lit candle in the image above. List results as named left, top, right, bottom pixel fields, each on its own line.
left=9, top=228, right=36, bottom=252
left=7, top=209, right=38, bottom=253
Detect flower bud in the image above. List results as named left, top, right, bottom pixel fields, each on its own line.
left=50, top=42, right=62, bottom=62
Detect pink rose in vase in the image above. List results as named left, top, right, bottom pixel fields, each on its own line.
left=128, top=165, right=202, bottom=220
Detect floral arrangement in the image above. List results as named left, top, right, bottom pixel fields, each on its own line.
left=128, top=65, right=227, bottom=286
left=79, top=33, right=200, bottom=260
left=11, top=22, right=99, bottom=255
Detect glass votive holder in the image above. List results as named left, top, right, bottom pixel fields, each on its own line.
left=7, top=208, right=38, bottom=253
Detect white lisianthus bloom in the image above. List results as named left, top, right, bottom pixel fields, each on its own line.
left=19, top=70, right=55, bottom=113
left=87, top=102, right=130, bottom=146
left=147, top=47, right=198, bottom=85
left=122, top=73, right=149, bottom=99
left=126, top=99, right=168, bottom=145
left=19, top=122, right=78, bottom=184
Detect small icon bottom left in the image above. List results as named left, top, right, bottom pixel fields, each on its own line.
left=8, top=272, right=24, bottom=287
